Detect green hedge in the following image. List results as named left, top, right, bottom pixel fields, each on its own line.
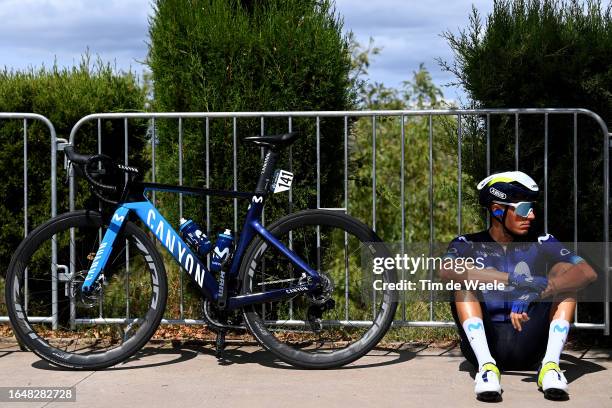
left=147, top=0, right=355, bottom=235
left=442, top=0, right=612, bottom=242
left=0, top=58, right=147, bottom=276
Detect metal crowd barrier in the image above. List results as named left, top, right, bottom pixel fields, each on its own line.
left=65, top=109, right=610, bottom=334
left=0, top=113, right=58, bottom=327
left=0, top=109, right=609, bottom=335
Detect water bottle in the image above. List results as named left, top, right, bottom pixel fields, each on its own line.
left=179, top=218, right=212, bottom=257
left=211, top=229, right=234, bottom=272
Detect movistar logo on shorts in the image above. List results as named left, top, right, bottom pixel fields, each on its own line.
left=489, top=187, right=506, bottom=199
left=467, top=322, right=483, bottom=331
left=553, top=324, right=569, bottom=334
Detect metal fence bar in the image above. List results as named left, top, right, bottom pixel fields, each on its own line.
left=573, top=113, right=579, bottom=322
left=544, top=113, right=549, bottom=233
left=234, top=117, right=239, bottom=233
left=179, top=118, right=184, bottom=218
left=428, top=115, right=435, bottom=322
left=457, top=114, right=462, bottom=235
left=23, top=119, right=28, bottom=314
left=259, top=117, right=266, bottom=319
left=315, top=117, right=321, bottom=280
left=288, top=117, right=294, bottom=320
left=344, top=115, right=349, bottom=321
left=178, top=118, right=184, bottom=319
left=604, top=127, right=610, bottom=336
left=206, top=118, right=211, bottom=269
left=486, top=114, right=491, bottom=228
left=125, top=118, right=130, bottom=320
left=316, top=116, right=321, bottom=210
left=371, top=115, right=377, bottom=318
left=260, top=117, right=264, bottom=227
left=63, top=109, right=611, bottom=123
left=23, top=119, right=28, bottom=235
left=96, top=118, right=103, bottom=320
left=372, top=115, right=376, bottom=232
left=573, top=113, right=578, bottom=249
left=151, top=118, right=156, bottom=205
left=515, top=112, right=519, bottom=170
left=0, top=113, right=58, bottom=329
left=486, top=114, right=491, bottom=175
left=400, top=115, right=406, bottom=321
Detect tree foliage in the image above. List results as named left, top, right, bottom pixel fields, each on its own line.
left=441, top=0, right=612, bottom=241
left=349, top=41, right=481, bottom=327
left=0, top=58, right=146, bottom=278
left=147, top=0, right=355, bottom=235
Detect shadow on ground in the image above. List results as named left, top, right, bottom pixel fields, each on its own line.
left=25, top=341, right=423, bottom=371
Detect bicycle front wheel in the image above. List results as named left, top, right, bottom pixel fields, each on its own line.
left=5, top=210, right=168, bottom=369
left=240, top=209, right=398, bottom=368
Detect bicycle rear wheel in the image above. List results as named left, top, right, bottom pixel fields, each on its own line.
left=240, top=209, right=398, bottom=368
left=5, top=210, right=167, bottom=369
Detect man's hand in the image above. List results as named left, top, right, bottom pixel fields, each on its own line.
left=508, top=272, right=548, bottom=292
left=510, top=291, right=540, bottom=331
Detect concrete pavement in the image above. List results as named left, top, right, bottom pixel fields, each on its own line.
left=0, top=339, right=610, bottom=408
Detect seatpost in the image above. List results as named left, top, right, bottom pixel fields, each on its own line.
left=254, top=148, right=278, bottom=195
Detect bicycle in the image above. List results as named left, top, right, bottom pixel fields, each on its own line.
left=5, top=131, right=398, bottom=369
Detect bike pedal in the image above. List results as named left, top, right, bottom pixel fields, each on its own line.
left=215, top=331, right=227, bottom=355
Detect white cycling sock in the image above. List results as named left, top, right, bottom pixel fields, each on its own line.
left=542, top=319, right=569, bottom=365
left=462, top=317, right=495, bottom=369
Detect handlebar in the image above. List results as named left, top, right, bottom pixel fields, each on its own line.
left=63, top=144, right=140, bottom=204
left=63, top=145, right=94, bottom=165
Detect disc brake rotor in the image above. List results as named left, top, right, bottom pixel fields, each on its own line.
left=71, top=270, right=103, bottom=309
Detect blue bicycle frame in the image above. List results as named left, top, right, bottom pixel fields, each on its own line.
left=81, top=187, right=321, bottom=311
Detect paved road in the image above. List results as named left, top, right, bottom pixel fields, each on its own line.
left=0, top=339, right=610, bottom=408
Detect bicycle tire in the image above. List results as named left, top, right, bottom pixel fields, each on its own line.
left=5, top=210, right=168, bottom=370
left=240, top=209, right=398, bottom=369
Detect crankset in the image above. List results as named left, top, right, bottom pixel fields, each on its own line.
left=201, top=300, right=246, bottom=355
left=201, top=300, right=246, bottom=332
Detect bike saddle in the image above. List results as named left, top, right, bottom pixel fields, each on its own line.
left=244, top=132, right=300, bottom=149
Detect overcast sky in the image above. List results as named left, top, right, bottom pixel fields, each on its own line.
left=0, top=1, right=506, bottom=103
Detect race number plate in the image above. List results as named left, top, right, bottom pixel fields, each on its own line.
left=271, top=169, right=294, bottom=193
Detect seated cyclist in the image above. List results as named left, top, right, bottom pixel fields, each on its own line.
left=439, top=171, right=597, bottom=401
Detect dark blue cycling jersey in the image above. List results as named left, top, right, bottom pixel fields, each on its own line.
left=444, top=230, right=583, bottom=322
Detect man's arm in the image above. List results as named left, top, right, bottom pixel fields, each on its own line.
left=439, top=260, right=509, bottom=285
left=440, top=236, right=508, bottom=285
left=541, top=261, right=597, bottom=298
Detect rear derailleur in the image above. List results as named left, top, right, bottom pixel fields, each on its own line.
left=306, top=273, right=335, bottom=333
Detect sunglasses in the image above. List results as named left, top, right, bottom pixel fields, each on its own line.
left=493, top=201, right=535, bottom=217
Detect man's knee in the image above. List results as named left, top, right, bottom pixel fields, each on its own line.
left=454, top=290, right=483, bottom=322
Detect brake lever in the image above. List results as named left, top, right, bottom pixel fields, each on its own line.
left=63, top=162, right=83, bottom=185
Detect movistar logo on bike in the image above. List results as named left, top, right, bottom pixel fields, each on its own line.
left=147, top=208, right=206, bottom=288
left=214, top=247, right=230, bottom=258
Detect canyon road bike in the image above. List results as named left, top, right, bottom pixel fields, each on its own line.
left=5, top=132, right=398, bottom=369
